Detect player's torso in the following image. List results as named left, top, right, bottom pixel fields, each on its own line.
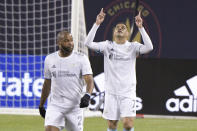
left=47, top=51, right=84, bottom=108
left=48, top=52, right=82, bottom=83
left=103, top=41, right=137, bottom=96
left=104, top=41, right=137, bottom=75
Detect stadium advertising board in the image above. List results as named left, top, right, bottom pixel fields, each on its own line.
left=0, top=54, right=45, bottom=108
left=136, top=58, right=197, bottom=116
left=88, top=58, right=197, bottom=116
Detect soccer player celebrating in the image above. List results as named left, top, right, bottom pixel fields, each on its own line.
left=39, top=30, right=94, bottom=131
left=84, top=8, right=153, bottom=131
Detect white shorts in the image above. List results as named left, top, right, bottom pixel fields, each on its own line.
left=45, top=106, right=83, bottom=131
left=102, top=93, right=136, bottom=120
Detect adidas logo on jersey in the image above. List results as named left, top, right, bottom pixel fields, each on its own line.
left=52, top=65, right=56, bottom=68
left=166, top=75, right=197, bottom=112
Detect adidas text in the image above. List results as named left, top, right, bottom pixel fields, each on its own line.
left=166, top=95, right=197, bottom=112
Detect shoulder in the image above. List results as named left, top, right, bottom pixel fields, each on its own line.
left=73, top=51, right=90, bottom=63
left=130, top=41, right=139, bottom=45
left=73, top=51, right=86, bottom=57
left=130, top=41, right=142, bottom=47
left=105, top=40, right=114, bottom=49
left=106, top=40, right=113, bottom=45
left=95, top=40, right=112, bottom=45
left=73, top=51, right=89, bottom=60
left=45, top=51, right=58, bottom=61
left=47, top=51, right=58, bottom=57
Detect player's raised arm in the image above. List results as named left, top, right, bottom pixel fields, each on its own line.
left=84, top=8, right=106, bottom=51
left=135, top=12, right=153, bottom=54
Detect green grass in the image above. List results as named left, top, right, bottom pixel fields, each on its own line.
left=0, top=115, right=197, bottom=131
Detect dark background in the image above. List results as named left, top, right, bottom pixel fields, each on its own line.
left=84, top=0, right=197, bottom=59
left=84, top=0, right=197, bottom=116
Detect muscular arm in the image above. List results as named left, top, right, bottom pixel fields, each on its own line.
left=79, top=74, right=94, bottom=108
left=83, top=74, right=94, bottom=95
left=39, top=79, right=51, bottom=107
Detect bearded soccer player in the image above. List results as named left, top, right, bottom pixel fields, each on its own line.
left=39, top=31, right=94, bottom=131
left=84, top=8, right=153, bottom=131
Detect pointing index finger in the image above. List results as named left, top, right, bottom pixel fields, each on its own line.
left=100, top=8, right=103, bottom=13
left=138, top=10, right=142, bottom=17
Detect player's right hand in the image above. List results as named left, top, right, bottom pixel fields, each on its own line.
left=39, top=106, right=46, bottom=118
left=96, top=8, right=106, bottom=25
left=80, top=94, right=91, bottom=108
left=135, top=11, right=143, bottom=28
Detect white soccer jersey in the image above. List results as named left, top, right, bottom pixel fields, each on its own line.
left=44, top=51, right=92, bottom=108
left=88, top=40, right=141, bottom=97
left=84, top=24, right=153, bottom=98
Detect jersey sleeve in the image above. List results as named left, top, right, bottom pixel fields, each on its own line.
left=132, top=27, right=153, bottom=56
left=84, top=23, right=108, bottom=52
left=86, top=41, right=108, bottom=53
left=133, top=41, right=143, bottom=57
left=81, top=55, right=93, bottom=76
left=44, top=55, right=51, bottom=79
left=138, top=27, right=153, bottom=54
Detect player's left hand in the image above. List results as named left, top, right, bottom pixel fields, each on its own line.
left=80, top=94, right=90, bottom=108
left=96, top=8, right=106, bottom=25
left=39, top=106, right=46, bottom=118
left=135, top=11, right=143, bottom=28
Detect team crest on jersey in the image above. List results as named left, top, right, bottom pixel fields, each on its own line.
left=109, top=53, right=113, bottom=60
left=109, top=48, right=114, bottom=60
left=103, top=0, right=162, bottom=58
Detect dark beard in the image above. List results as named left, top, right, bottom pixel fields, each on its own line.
left=61, top=45, right=73, bottom=55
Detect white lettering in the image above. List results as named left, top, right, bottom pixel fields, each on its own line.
left=22, top=73, right=33, bottom=97
left=136, top=97, right=143, bottom=111
left=89, top=93, right=100, bottom=110
left=194, top=96, right=197, bottom=112
left=166, top=96, right=197, bottom=112
left=0, top=72, right=6, bottom=96
left=0, top=72, right=44, bottom=97
left=180, top=96, right=193, bottom=112
left=7, top=77, right=21, bottom=96
left=33, top=78, right=44, bottom=97
left=166, top=98, right=179, bottom=112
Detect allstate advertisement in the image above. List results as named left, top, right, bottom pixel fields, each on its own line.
left=0, top=54, right=45, bottom=108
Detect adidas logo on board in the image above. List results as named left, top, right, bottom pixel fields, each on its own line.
left=166, top=75, right=197, bottom=112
